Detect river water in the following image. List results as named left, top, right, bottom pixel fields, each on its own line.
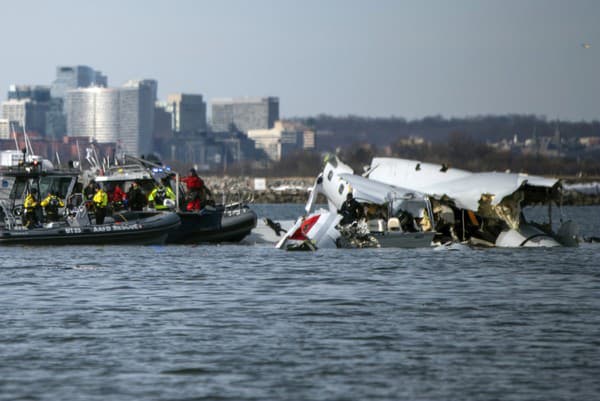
left=1, top=205, right=600, bottom=401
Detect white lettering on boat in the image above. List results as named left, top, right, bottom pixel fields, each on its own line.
left=65, top=224, right=142, bottom=234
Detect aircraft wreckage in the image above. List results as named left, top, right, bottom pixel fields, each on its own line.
left=275, top=155, right=579, bottom=250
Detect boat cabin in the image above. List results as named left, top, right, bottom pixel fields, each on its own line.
left=0, top=161, right=81, bottom=229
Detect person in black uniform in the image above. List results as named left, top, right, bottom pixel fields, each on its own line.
left=83, top=181, right=96, bottom=201
left=127, top=181, right=147, bottom=211
left=338, top=192, right=364, bottom=225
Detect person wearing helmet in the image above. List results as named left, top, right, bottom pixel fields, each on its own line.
left=41, top=191, right=65, bottom=222
left=148, top=182, right=176, bottom=210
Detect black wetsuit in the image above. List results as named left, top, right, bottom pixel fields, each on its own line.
left=339, top=198, right=363, bottom=225
left=127, top=186, right=147, bottom=211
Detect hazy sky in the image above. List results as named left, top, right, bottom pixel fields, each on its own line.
left=2, top=0, right=598, bottom=120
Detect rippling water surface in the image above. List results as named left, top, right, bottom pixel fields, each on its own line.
left=1, top=205, right=600, bottom=401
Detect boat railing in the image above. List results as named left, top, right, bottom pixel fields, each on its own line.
left=222, top=189, right=253, bottom=216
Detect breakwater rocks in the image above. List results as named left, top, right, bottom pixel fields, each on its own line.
left=561, top=189, right=600, bottom=206
left=203, top=176, right=320, bottom=204
left=201, top=176, right=600, bottom=205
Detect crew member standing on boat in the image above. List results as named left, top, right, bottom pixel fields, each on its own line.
left=127, top=181, right=147, bottom=211
left=93, top=186, right=108, bottom=224
left=41, top=191, right=65, bottom=222
left=23, top=188, right=40, bottom=229
left=181, top=168, right=211, bottom=211
left=84, top=180, right=96, bottom=201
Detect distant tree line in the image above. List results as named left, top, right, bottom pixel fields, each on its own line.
left=209, top=115, right=600, bottom=178
left=216, top=136, right=600, bottom=178
left=338, top=132, right=600, bottom=177
left=297, top=114, right=600, bottom=149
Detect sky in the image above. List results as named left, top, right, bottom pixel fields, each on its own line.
left=1, top=0, right=599, bottom=121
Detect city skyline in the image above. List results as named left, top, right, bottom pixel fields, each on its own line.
left=1, top=0, right=598, bottom=121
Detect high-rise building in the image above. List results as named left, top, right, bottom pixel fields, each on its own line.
left=1, top=100, right=27, bottom=128
left=8, top=85, right=51, bottom=102
left=153, top=102, right=174, bottom=140
left=166, top=131, right=257, bottom=170
left=211, top=96, right=279, bottom=133
left=0, top=118, right=11, bottom=139
left=45, top=98, right=66, bottom=139
left=2, top=85, right=51, bottom=136
left=1, top=98, right=49, bottom=136
left=46, top=65, right=107, bottom=138
left=65, top=87, right=120, bottom=144
left=167, top=93, right=207, bottom=133
left=121, top=80, right=156, bottom=156
left=247, top=121, right=305, bottom=161
left=211, top=102, right=233, bottom=132
left=64, top=80, right=156, bottom=156
left=51, top=65, right=107, bottom=99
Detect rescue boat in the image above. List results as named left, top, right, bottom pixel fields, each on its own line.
left=0, top=160, right=180, bottom=245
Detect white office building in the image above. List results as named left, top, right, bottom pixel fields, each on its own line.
left=65, top=80, right=156, bottom=156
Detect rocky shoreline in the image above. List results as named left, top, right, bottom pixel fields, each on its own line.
left=561, top=190, right=600, bottom=206
left=204, top=176, right=316, bottom=204
left=202, top=176, right=600, bottom=205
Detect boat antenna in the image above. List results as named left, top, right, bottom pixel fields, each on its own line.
left=85, top=147, right=97, bottom=171
left=76, top=140, right=83, bottom=171
left=10, top=121, right=19, bottom=151
left=22, top=114, right=34, bottom=161
left=25, top=133, right=34, bottom=160
left=93, top=146, right=101, bottom=169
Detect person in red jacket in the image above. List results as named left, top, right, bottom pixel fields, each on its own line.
left=110, top=184, right=127, bottom=211
left=181, top=168, right=204, bottom=192
left=181, top=169, right=211, bottom=211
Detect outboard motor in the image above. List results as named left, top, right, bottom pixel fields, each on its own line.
left=67, top=205, right=91, bottom=227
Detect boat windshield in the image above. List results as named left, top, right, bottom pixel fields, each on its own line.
left=10, top=176, right=75, bottom=201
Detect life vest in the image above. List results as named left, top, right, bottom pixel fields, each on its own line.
left=24, top=194, right=38, bottom=212
left=93, top=190, right=108, bottom=207
left=47, top=196, right=60, bottom=214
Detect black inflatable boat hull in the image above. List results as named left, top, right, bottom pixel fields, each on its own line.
left=0, top=212, right=180, bottom=246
